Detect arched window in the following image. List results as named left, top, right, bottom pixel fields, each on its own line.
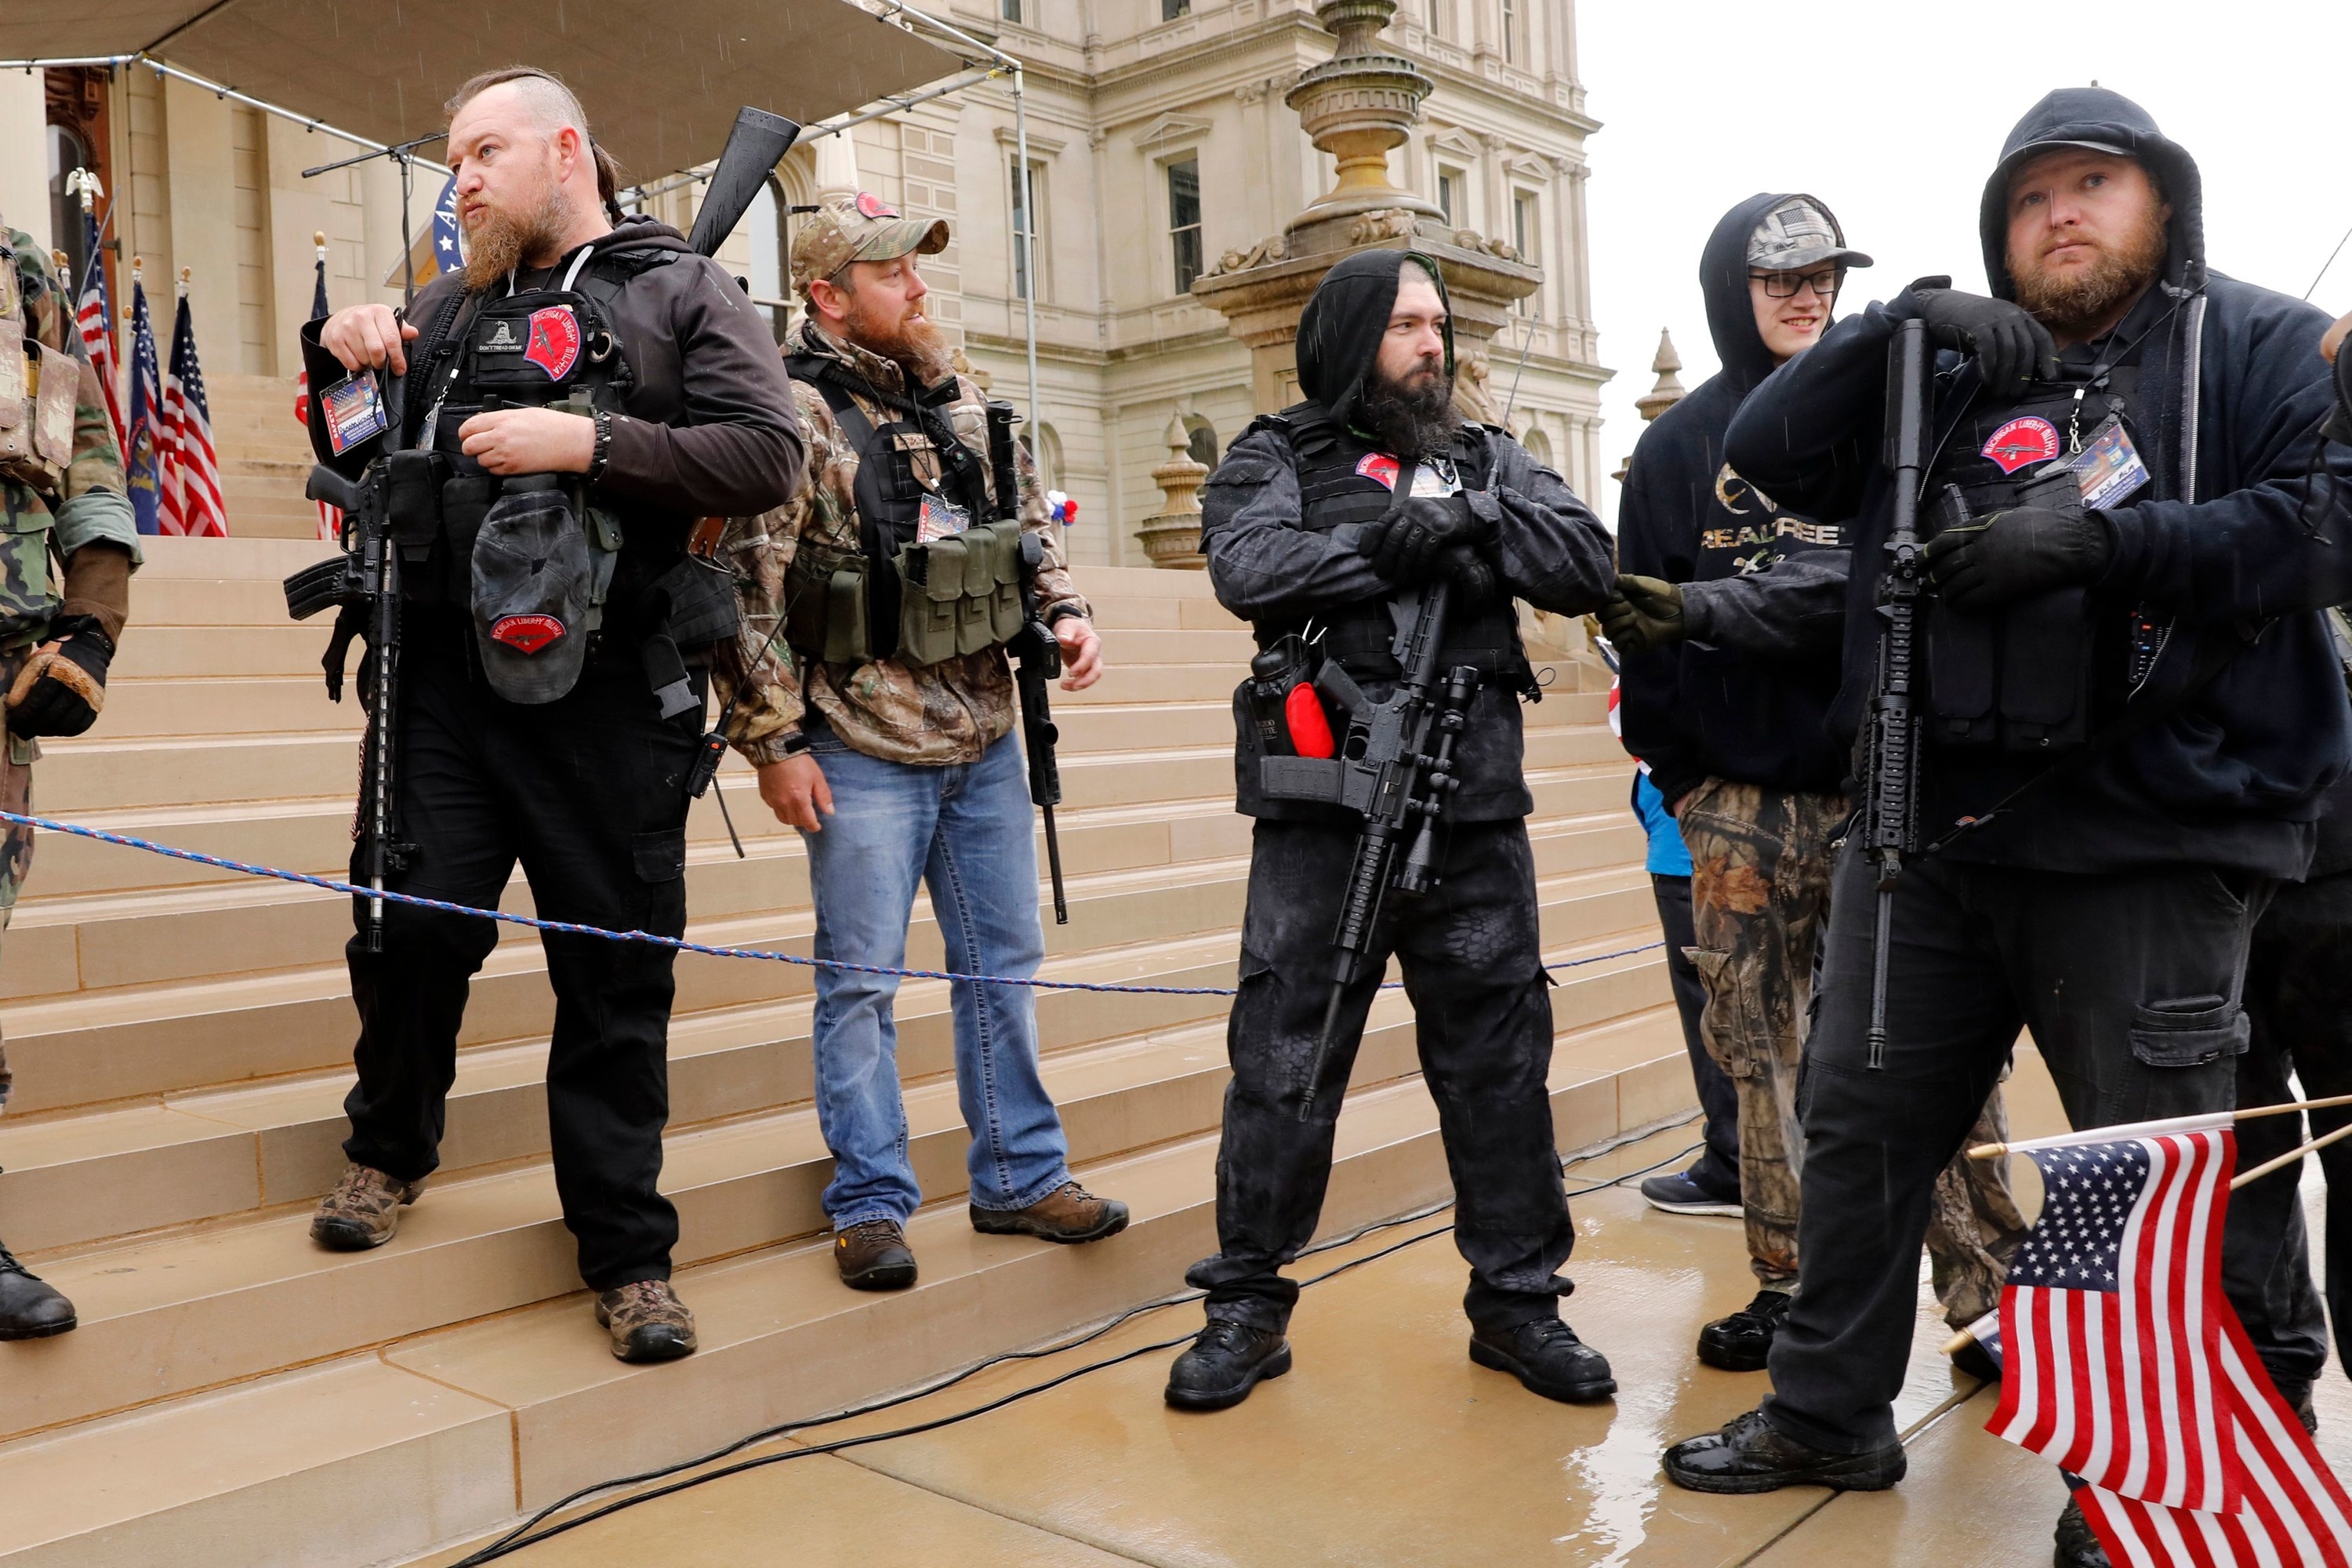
left=1183, top=416, right=1218, bottom=470
left=742, top=173, right=795, bottom=344
left=1523, top=426, right=1555, bottom=471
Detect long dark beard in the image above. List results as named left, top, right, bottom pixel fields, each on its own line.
left=843, top=292, right=953, bottom=385
left=463, top=184, right=579, bottom=291
left=2013, top=209, right=2169, bottom=337
left=1358, top=358, right=1457, bottom=459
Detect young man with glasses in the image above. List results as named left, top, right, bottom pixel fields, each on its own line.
left=1603, top=194, right=2025, bottom=1379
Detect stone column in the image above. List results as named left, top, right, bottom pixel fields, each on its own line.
left=1135, top=413, right=1211, bottom=569
left=1189, top=0, right=1538, bottom=418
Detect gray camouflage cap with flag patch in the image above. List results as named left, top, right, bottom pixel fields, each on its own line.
left=1747, top=195, right=1873, bottom=274
left=790, top=191, right=949, bottom=294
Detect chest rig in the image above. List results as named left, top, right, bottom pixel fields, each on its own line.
left=781, top=354, right=1026, bottom=667
left=1918, top=365, right=2147, bottom=753
left=1254, top=402, right=1533, bottom=690
left=0, top=238, right=78, bottom=499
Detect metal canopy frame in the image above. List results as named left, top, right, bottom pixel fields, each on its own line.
left=5, top=0, right=1043, bottom=428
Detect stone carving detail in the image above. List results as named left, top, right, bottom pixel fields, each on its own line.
left=1453, top=350, right=1503, bottom=426
left=1346, top=209, right=1418, bottom=245
left=1205, top=234, right=1290, bottom=278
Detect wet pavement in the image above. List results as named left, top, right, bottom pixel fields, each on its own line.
left=451, top=1047, right=2351, bottom=1566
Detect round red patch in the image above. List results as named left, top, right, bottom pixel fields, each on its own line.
left=491, top=615, right=566, bottom=655
left=855, top=191, right=899, bottom=220
left=1982, top=416, right=2060, bottom=475
left=524, top=306, right=583, bottom=380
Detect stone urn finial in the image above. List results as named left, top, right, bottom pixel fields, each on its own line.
left=1137, top=413, right=1212, bottom=569
left=1635, top=328, right=1686, bottom=423
left=1285, top=0, right=1442, bottom=229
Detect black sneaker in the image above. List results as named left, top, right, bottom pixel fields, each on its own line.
left=0, top=1240, right=75, bottom=1340
left=1664, top=1408, right=1907, bottom=1495
left=1639, top=1168, right=1743, bottom=1218
left=2053, top=1494, right=2111, bottom=1568
left=1468, top=1316, right=1617, bottom=1403
left=1164, top=1321, right=1292, bottom=1411
left=1697, top=1287, right=1793, bottom=1372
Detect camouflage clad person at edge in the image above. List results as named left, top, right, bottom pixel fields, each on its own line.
left=1165, top=249, right=1620, bottom=1414
left=1657, top=89, right=2352, bottom=1568
left=0, top=223, right=142, bottom=1340
left=301, top=71, right=804, bottom=1361
left=713, top=191, right=1126, bottom=1294
left=1603, top=194, right=2025, bottom=1378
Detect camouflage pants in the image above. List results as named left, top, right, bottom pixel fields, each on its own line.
left=0, top=728, right=31, bottom=1113
left=1680, top=778, right=2025, bottom=1321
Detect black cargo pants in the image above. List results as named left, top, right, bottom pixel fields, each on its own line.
left=2223, top=867, right=2352, bottom=1391
left=341, top=630, right=697, bottom=1291
left=1185, top=817, right=1575, bottom=1334
left=1762, top=840, right=2270, bottom=1455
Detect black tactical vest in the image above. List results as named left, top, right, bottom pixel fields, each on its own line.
left=1918, top=367, right=2148, bottom=753
left=1250, top=401, right=1533, bottom=689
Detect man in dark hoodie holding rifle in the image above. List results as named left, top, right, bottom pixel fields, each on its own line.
left=1606, top=194, right=2027, bottom=1379
left=1658, top=88, right=2352, bottom=1568
left=1167, top=249, right=1618, bottom=1414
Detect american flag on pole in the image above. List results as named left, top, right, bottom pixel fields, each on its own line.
left=299, top=240, right=339, bottom=541
left=161, top=286, right=226, bottom=537
left=74, top=205, right=127, bottom=457
left=123, top=274, right=165, bottom=536
left=1987, top=1116, right=2352, bottom=1566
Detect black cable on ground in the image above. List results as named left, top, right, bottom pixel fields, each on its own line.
left=448, top=1112, right=1703, bottom=1565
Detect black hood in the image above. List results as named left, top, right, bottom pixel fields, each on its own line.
left=1295, top=249, right=1457, bottom=433
left=1978, top=87, right=2205, bottom=301
left=1700, top=192, right=1863, bottom=394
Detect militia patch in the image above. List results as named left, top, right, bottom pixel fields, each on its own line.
left=855, top=191, right=899, bottom=220
left=1356, top=452, right=1401, bottom=490
left=490, top=614, right=566, bottom=655
left=1982, top=416, right=2059, bottom=474
left=524, top=306, right=582, bottom=379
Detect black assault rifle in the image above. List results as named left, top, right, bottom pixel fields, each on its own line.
left=1261, top=483, right=1481, bottom=1119
left=988, top=401, right=1069, bottom=924
left=1862, top=317, right=1933, bottom=1069
left=283, top=106, right=804, bottom=949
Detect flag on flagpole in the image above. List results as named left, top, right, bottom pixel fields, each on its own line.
left=297, top=237, right=340, bottom=541
left=162, top=284, right=226, bottom=537
left=123, top=271, right=165, bottom=536
left=74, top=203, right=127, bottom=457
left=1986, top=1121, right=2352, bottom=1565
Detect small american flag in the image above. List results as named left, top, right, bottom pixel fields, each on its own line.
left=74, top=207, right=126, bottom=457
left=1990, top=1119, right=2352, bottom=1564
left=123, top=278, right=165, bottom=536
left=162, top=289, right=226, bottom=537
left=301, top=243, right=341, bottom=542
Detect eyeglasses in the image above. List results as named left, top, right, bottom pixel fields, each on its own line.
left=1751, top=268, right=1842, bottom=298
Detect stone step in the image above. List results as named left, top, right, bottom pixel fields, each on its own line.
left=0, top=1002, right=1687, bottom=1568
left=0, top=833, right=1650, bottom=1118
left=0, top=964, right=1680, bottom=1450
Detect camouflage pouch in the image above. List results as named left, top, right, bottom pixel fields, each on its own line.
left=31, top=350, right=77, bottom=474
left=0, top=318, right=33, bottom=484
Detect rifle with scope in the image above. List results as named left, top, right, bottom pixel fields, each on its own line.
left=987, top=401, right=1069, bottom=925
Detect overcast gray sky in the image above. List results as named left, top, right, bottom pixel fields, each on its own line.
left=1576, top=0, right=2352, bottom=523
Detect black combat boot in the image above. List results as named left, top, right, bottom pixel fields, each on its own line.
left=1469, top=1316, right=1617, bottom=1403
left=1164, top=1320, right=1291, bottom=1411
left=0, top=1237, right=76, bottom=1339
left=2053, top=1492, right=2110, bottom=1568
left=1697, top=1287, right=1793, bottom=1372
left=1664, top=1408, right=1907, bottom=1494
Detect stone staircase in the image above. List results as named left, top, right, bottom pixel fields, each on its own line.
left=207, top=375, right=321, bottom=540
left=0, top=539, right=1686, bottom=1567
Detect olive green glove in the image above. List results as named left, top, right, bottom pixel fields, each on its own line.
left=1597, top=574, right=1686, bottom=655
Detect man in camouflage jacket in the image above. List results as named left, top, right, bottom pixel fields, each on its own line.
left=0, top=224, right=142, bottom=1341
left=713, top=194, right=1127, bottom=1291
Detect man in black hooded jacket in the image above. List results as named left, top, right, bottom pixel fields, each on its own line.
left=1659, top=88, right=2352, bottom=1564
left=1606, top=194, right=2026, bottom=1378
left=1165, top=249, right=1618, bottom=1414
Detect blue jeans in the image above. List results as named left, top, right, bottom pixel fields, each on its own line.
left=800, top=724, right=1073, bottom=1226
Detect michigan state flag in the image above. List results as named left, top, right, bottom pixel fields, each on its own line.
left=124, top=278, right=165, bottom=535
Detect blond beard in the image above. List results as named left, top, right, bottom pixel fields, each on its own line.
left=2013, top=209, right=2169, bottom=337
left=842, top=292, right=953, bottom=385
left=463, top=183, right=579, bottom=292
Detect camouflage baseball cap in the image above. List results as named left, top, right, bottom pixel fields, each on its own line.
left=790, top=191, right=949, bottom=293
left=1747, top=195, right=1873, bottom=273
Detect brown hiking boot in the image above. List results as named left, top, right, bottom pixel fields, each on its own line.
left=594, top=1279, right=698, bottom=1363
left=971, top=1181, right=1129, bottom=1244
left=834, top=1218, right=917, bottom=1291
left=310, top=1163, right=425, bottom=1251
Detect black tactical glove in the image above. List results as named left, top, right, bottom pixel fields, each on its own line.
left=5, top=615, right=114, bottom=739
left=1358, top=492, right=1494, bottom=582
left=1922, top=506, right=2112, bottom=614
left=1908, top=278, right=2059, bottom=400
left=1438, top=543, right=1507, bottom=615
left=1597, top=575, right=1686, bottom=655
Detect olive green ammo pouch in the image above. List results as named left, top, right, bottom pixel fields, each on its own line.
left=895, top=518, right=1025, bottom=666
left=784, top=538, right=873, bottom=666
